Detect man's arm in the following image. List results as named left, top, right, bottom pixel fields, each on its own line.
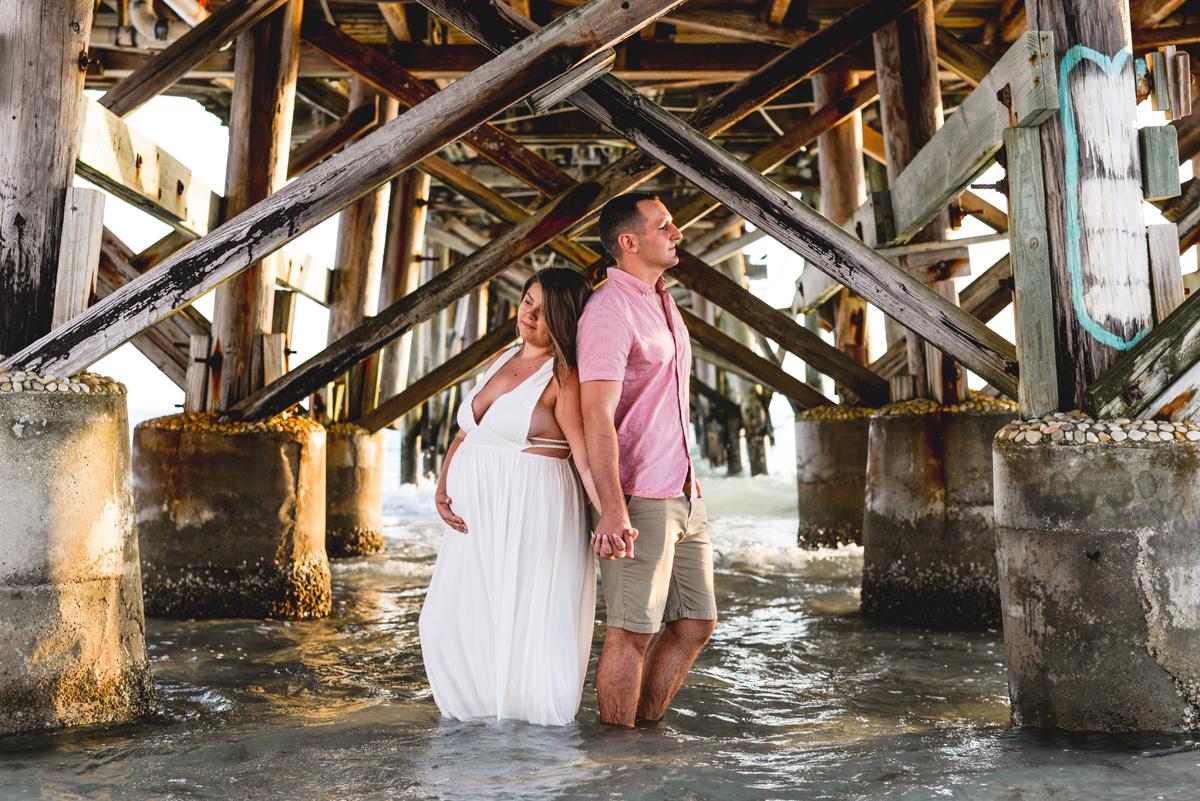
left=581, top=379, right=637, bottom=559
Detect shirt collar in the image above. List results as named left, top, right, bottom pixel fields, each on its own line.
left=606, top=266, right=664, bottom=296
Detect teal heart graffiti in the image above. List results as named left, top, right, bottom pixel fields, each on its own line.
left=1060, top=44, right=1150, bottom=351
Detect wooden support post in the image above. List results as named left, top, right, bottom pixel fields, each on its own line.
left=209, top=0, right=303, bottom=411
left=52, top=188, right=106, bottom=330
left=99, top=0, right=291, bottom=119
left=327, top=78, right=398, bottom=395
left=378, top=171, right=432, bottom=412
left=1148, top=222, right=1184, bottom=323
left=0, top=0, right=94, bottom=355
left=1004, top=126, right=1058, bottom=418
left=813, top=64, right=871, bottom=379
left=185, top=335, right=212, bottom=413
left=1027, top=0, right=1154, bottom=411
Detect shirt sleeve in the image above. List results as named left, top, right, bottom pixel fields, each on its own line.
left=576, top=298, right=631, bottom=383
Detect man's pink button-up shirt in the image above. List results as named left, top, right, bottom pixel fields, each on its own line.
left=576, top=267, right=692, bottom=500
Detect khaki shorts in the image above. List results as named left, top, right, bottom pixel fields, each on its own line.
left=590, top=495, right=717, bottom=635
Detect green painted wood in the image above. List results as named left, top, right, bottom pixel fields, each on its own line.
left=1140, top=125, right=1182, bottom=202
left=1004, top=127, right=1058, bottom=418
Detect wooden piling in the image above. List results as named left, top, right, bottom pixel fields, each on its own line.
left=209, top=0, right=303, bottom=410
left=0, top=0, right=94, bottom=355
left=1027, top=0, right=1154, bottom=410
left=874, top=0, right=965, bottom=403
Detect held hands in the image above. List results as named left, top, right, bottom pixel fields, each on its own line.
left=591, top=510, right=637, bottom=560
left=436, top=490, right=467, bottom=533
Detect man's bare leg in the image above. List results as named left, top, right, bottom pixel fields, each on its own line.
left=636, top=618, right=715, bottom=722
left=597, top=627, right=654, bottom=727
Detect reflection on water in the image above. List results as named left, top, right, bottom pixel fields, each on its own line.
left=2, top=452, right=1199, bottom=799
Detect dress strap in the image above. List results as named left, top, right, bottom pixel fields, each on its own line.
left=528, top=436, right=569, bottom=447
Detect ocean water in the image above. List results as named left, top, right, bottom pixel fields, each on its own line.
left=2, top=433, right=1199, bottom=800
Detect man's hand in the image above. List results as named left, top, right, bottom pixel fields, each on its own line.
left=591, top=510, right=637, bottom=559
left=435, top=490, right=467, bottom=533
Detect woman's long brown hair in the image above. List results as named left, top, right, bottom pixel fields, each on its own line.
left=521, top=268, right=592, bottom=383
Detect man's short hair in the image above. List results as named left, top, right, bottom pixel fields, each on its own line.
left=598, top=193, right=659, bottom=260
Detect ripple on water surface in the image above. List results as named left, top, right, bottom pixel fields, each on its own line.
left=2, top=462, right=1199, bottom=799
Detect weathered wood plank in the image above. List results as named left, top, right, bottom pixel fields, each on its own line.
left=75, top=95, right=224, bottom=238
left=1004, top=126, right=1058, bottom=419
left=262, top=333, right=287, bottom=384
left=679, top=307, right=832, bottom=409
left=185, top=335, right=211, bottom=412
left=1148, top=222, right=1184, bottom=323
left=359, top=323, right=516, bottom=434
left=959, top=189, right=1009, bottom=232
left=1034, top=0, right=1156, bottom=411
left=1140, top=125, right=1182, bottom=201
left=287, top=97, right=380, bottom=179
left=935, top=24, right=996, bottom=85
left=99, top=0, right=291, bottom=119
left=670, top=76, right=879, bottom=231
left=1132, top=21, right=1200, bottom=50
left=883, top=31, right=1057, bottom=245
left=1131, top=0, right=1189, bottom=27
left=670, top=250, right=890, bottom=406
left=8, top=0, right=686, bottom=378
left=52, top=188, right=106, bottom=330
left=301, top=16, right=578, bottom=198
left=0, top=0, right=93, bottom=355
left=274, top=244, right=332, bottom=306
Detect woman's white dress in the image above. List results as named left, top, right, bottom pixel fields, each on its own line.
left=419, top=347, right=596, bottom=726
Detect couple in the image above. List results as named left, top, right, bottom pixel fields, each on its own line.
left=419, top=194, right=717, bottom=728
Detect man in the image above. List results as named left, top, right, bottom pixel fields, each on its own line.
left=576, top=192, right=717, bottom=728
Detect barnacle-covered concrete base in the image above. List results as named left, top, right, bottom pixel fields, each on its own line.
left=994, top=435, right=1200, bottom=731
left=133, top=413, right=331, bottom=620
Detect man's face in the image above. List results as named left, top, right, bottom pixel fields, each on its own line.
left=632, top=200, right=682, bottom=270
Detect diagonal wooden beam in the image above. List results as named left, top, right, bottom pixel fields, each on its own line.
left=1131, top=0, right=1189, bottom=28
left=287, top=97, right=380, bottom=179
left=6, top=0, right=686, bottom=378
left=218, top=0, right=923, bottom=421
left=96, top=229, right=209, bottom=389
left=569, top=60, right=1020, bottom=396
left=99, top=0, right=291, bottom=119
left=679, top=307, right=832, bottom=408
left=671, top=76, right=880, bottom=231
left=301, top=16, right=577, bottom=198
left=935, top=24, right=995, bottom=86
left=358, top=323, right=516, bottom=433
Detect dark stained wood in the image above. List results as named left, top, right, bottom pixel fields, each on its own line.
left=874, top=0, right=963, bottom=402
left=8, top=0, right=686, bottom=379
left=287, top=97, right=380, bottom=179
left=671, top=76, right=879, bottom=231
left=99, top=0, right=290, bottom=119
left=95, top=229, right=210, bottom=391
left=935, top=24, right=995, bottom=85
left=679, top=307, right=832, bottom=409
left=378, top=170, right=430, bottom=404
left=1133, top=21, right=1200, bottom=50
left=1131, top=0, right=1189, bottom=27
left=671, top=251, right=889, bottom=406
left=301, top=16, right=577, bottom=198
left=210, top=0, right=303, bottom=410
left=871, top=254, right=1013, bottom=378
left=0, top=0, right=93, bottom=356
left=1028, top=0, right=1155, bottom=411
left=359, top=323, right=516, bottom=434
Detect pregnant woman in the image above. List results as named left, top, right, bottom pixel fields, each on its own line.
left=419, top=268, right=600, bottom=726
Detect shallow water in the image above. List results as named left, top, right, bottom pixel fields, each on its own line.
left=3, top=441, right=1199, bottom=799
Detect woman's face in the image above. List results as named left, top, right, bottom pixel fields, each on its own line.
left=518, top=282, right=551, bottom=349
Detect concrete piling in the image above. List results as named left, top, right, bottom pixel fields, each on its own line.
left=326, top=423, right=386, bottom=558
left=861, top=397, right=1018, bottom=628
left=795, top=405, right=874, bottom=547
left=133, top=412, right=331, bottom=619
left=0, top=373, right=155, bottom=734
left=994, top=415, right=1200, bottom=731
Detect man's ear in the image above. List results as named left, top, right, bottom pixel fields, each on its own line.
left=619, top=232, right=638, bottom=254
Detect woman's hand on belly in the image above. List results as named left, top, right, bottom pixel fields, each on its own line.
left=436, top=489, right=468, bottom=533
